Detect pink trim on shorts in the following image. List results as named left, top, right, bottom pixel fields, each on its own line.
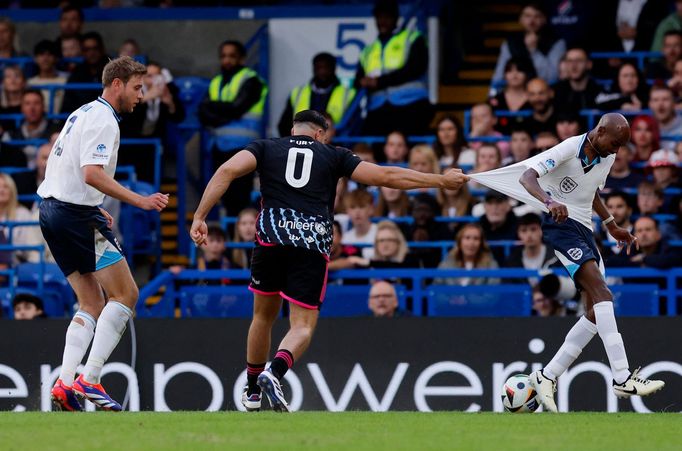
left=280, top=291, right=317, bottom=310
left=248, top=286, right=279, bottom=296
left=319, top=261, right=329, bottom=303
left=255, top=232, right=276, bottom=247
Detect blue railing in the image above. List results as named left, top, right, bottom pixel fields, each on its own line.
left=137, top=267, right=682, bottom=318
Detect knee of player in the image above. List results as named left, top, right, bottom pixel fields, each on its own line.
left=292, top=324, right=315, bottom=340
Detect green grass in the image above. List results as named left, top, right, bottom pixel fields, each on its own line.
left=0, top=412, right=679, bottom=450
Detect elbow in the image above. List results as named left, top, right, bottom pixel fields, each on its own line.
left=83, top=168, right=97, bottom=187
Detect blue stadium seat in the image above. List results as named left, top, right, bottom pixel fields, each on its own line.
left=15, top=263, right=74, bottom=317
left=426, top=285, right=532, bottom=317
left=0, top=287, right=14, bottom=318
left=174, top=76, right=210, bottom=127
left=180, top=285, right=254, bottom=318
left=321, top=284, right=407, bottom=317
left=610, top=284, right=659, bottom=316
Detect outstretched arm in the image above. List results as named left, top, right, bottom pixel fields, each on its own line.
left=350, top=161, right=468, bottom=191
left=83, top=165, right=169, bottom=211
left=191, top=150, right=257, bottom=245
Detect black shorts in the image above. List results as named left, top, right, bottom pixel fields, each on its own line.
left=248, top=243, right=329, bottom=310
left=39, top=198, right=124, bottom=276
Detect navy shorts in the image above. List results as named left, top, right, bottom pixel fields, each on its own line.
left=542, top=214, right=605, bottom=279
left=248, top=243, right=329, bottom=310
left=39, top=198, right=124, bottom=276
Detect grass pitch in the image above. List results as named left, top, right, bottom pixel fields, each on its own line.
left=0, top=411, right=678, bottom=450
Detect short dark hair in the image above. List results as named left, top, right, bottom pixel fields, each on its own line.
left=34, top=39, right=59, bottom=57
left=13, top=293, right=44, bottom=310
left=220, top=40, right=246, bottom=58
left=80, top=31, right=104, bottom=49
left=207, top=224, right=226, bottom=241
left=313, top=52, right=336, bottom=68
left=61, top=3, right=84, bottom=22
left=663, top=30, right=682, bottom=41
left=605, top=191, right=632, bottom=208
left=102, top=56, right=147, bottom=87
left=518, top=213, right=542, bottom=227
left=293, top=110, right=329, bottom=130
left=22, top=88, right=44, bottom=103
left=635, top=215, right=659, bottom=230
left=373, top=0, right=399, bottom=17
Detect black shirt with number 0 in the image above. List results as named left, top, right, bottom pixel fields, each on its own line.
left=245, top=136, right=362, bottom=257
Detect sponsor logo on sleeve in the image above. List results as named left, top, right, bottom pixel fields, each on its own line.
left=545, top=159, right=556, bottom=168
left=91, top=143, right=109, bottom=160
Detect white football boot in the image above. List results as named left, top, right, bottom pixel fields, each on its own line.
left=529, top=369, right=558, bottom=413
left=613, top=367, right=665, bottom=399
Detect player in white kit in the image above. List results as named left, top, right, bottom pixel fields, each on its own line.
left=39, top=56, right=169, bottom=411
left=471, top=113, right=665, bottom=412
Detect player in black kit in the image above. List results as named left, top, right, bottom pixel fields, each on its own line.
left=191, top=110, right=468, bottom=412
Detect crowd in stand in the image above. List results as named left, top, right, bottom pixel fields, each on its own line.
left=2, top=1, right=682, bottom=318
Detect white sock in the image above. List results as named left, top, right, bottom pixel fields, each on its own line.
left=58, top=310, right=96, bottom=386
left=543, top=316, right=597, bottom=381
left=594, top=301, right=630, bottom=384
left=83, top=301, right=133, bottom=384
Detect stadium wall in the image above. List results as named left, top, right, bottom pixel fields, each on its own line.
left=1, top=318, right=680, bottom=412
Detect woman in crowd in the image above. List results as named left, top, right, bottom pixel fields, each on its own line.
left=432, top=115, right=474, bottom=167
left=630, top=115, right=660, bottom=163
left=382, top=130, right=409, bottom=164
left=434, top=223, right=500, bottom=286
left=230, top=207, right=258, bottom=269
left=0, top=173, right=43, bottom=266
left=489, top=57, right=534, bottom=112
left=468, top=143, right=502, bottom=192
left=595, top=62, right=648, bottom=111
left=0, top=66, right=26, bottom=132
left=376, top=186, right=409, bottom=218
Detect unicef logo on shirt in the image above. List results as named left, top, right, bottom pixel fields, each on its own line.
left=545, top=159, right=556, bottom=168
left=567, top=247, right=583, bottom=261
left=96, top=144, right=107, bottom=153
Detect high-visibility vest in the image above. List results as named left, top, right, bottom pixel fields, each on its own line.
left=289, top=83, right=356, bottom=125
left=359, top=29, right=428, bottom=110
left=208, top=67, right=268, bottom=151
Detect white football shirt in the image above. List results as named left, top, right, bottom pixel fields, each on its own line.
left=38, top=97, right=120, bottom=206
left=469, top=134, right=614, bottom=230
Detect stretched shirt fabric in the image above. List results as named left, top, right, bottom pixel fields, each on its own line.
left=468, top=134, right=615, bottom=231
left=245, top=136, right=362, bottom=257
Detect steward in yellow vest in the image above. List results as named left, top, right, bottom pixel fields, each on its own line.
left=354, top=0, right=432, bottom=137
left=278, top=52, right=355, bottom=137
left=199, top=40, right=268, bottom=152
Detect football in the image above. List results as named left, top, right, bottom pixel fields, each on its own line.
left=501, top=374, right=540, bottom=413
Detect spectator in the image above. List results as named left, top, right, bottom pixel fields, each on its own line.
left=601, top=191, right=635, bottom=256
left=504, top=128, right=536, bottom=166
left=531, top=285, right=565, bottom=317
left=555, top=112, right=582, bottom=141
left=196, top=224, right=231, bottom=271
left=3, top=90, right=61, bottom=167
left=61, top=32, right=108, bottom=114
left=28, top=40, right=68, bottom=115
left=667, top=58, right=682, bottom=107
left=648, top=30, right=682, bottom=80
left=0, top=65, right=26, bottom=118
left=651, top=1, right=682, bottom=52
left=469, top=143, right=502, bottom=192
left=595, top=62, right=648, bottom=112
left=199, top=39, right=267, bottom=216
left=58, top=36, right=81, bottom=74
left=489, top=57, right=534, bottom=120
left=606, top=0, right=665, bottom=53
left=382, top=130, right=409, bottom=164
left=478, top=190, right=518, bottom=264
left=12, top=293, right=46, bottom=320
left=605, top=146, right=643, bottom=192
left=119, top=62, right=185, bottom=183
left=437, top=175, right=474, bottom=219
left=0, top=173, right=42, bottom=265
left=648, top=85, right=682, bottom=151
left=400, top=193, right=452, bottom=268
left=646, top=30, right=682, bottom=81
left=608, top=216, right=682, bottom=268
left=328, top=220, right=363, bottom=271
left=523, top=77, right=557, bottom=136
left=491, top=3, right=565, bottom=86
left=118, top=39, right=140, bottom=58
left=535, top=131, right=560, bottom=152
left=635, top=181, right=678, bottom=241
left=352, top=143, right=375, bottom=163
left=433, top=115, right=473, bottom=167
left=552, top=47, right=601, bottom=115
left=230, top=207, right=257, bottom=269
left=408, top=145, right=439, bottom=195
left=355, top=0, right=431, bottom=136
left=341, top=190, right=377, bottom=259
left=468, top=103, right=510, bottom=156
left=376, top=185, right=409, bottom=218
left=630, top=114, right=660, bottom=162
left=0, top=17, right=21, bottom=61
left=367, top=220, right=418, bottom=269
left=505, top=213, right=558, bottom=282
left=278, top=52, right=355, bottom=138
left=368, top=280, right=410, bottom=318
left=435, top=223, right=500, bottom=286
left=647, top=148, right=679, bottom=190
left=56, top=4, right=84, bottom=47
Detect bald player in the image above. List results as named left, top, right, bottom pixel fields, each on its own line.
left=517, top=113, right=665, bottom=411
